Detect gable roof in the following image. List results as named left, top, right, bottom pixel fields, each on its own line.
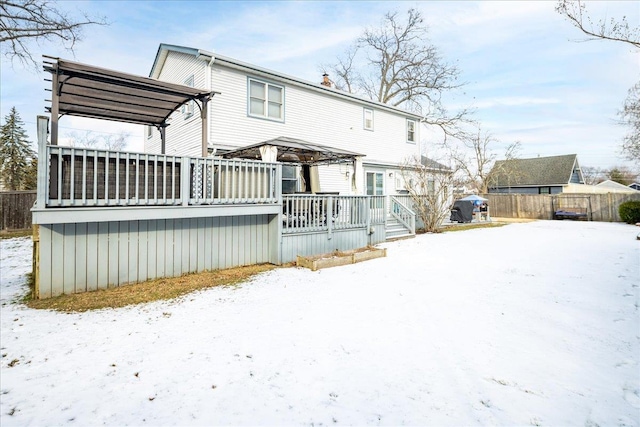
left=490, top=154, right=582, bottom=187
left=596, top=179, right=639, bottom=192
left=150, top=43, right=423, bottom=120
left=420, top=156, right=451, bottom=171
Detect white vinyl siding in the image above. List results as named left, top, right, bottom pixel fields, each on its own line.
left=151, top=50, right=424, bottom=178
left=145, top=52, right=204, bottom=156
left=248, top=78, right=283, bottom=121
left=364, top=108, right=373, bottom=131
left=204, top=64, right=421, bottom=170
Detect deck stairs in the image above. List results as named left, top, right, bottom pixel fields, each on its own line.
left=385, top=216, right=415, bottom=241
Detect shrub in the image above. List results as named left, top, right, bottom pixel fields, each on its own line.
left=618, top=200, right=640, bottom=224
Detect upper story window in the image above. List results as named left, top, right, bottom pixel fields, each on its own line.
left=249, top=78, right=284, bottom=121
left=364, top=108, right=374, bottom=131
left=181, top=75, right=195, bottom=119
left=407, top=119, right=417, bottom=143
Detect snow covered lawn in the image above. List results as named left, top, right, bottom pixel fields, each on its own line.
left=1, top=220, right=638, bottom=426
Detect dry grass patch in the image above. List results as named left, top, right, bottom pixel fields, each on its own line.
left=1, top=230, right=32, bottom=240
left=26, top=264, right=278, bottom=312
left=439, top=222, right=508, bottom=233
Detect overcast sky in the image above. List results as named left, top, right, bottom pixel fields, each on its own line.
left=1, top=0, right=638, bottom=170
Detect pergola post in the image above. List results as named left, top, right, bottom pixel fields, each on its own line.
left=160, top=125, right=167, bottom=155
left=50, top=63, right=59, bottom=145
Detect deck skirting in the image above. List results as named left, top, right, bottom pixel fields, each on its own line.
left=35, top=213, right=279, bottom=299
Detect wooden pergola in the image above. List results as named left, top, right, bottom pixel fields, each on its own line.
left=43, top=56, right=219, bottom=156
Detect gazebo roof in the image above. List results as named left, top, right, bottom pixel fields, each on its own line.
left=221, top=136, right=364, bottom=165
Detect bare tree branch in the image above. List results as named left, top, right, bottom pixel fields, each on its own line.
left=556, top=0, right=640, bottom=48
left=325, top=8, right=470, bottom=138
left=0, top=0, right=107, bottom=68
left=65, top=130, right=129, bottom=151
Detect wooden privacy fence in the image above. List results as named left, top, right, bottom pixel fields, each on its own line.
left=0, top=191, right=37, bottom=231
left=483, top=193, right=640, bottom=222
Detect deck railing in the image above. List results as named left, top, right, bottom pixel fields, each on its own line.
left=282, top=194, right=385, bottom=234
left=390, top=196, right=416, bottom=235
left=43, top=146, right=280, bottom=208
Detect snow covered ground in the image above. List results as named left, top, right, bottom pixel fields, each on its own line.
left=0, top=220, right=638, bottom=426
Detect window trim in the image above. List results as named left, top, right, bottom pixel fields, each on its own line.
left=247, top=77, right=285, bottom=122
left=363, top=108, right=374, bottom=131
left=146, top=125, right=153, bottom=139
left=406, top=119, right=417, bottom=144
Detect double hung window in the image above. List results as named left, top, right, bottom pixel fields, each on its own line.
left=364, top=108, right=374, bottom=131
left=407, top=119, right=416, bottom=143
left=249, top=78, right=284, bottom=121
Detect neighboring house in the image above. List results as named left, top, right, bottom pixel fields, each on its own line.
left=147, top=43, right=427, bottom=197
left=595, top=179, right=640, bottom=193
left=488, top=154, right=585, bottom=194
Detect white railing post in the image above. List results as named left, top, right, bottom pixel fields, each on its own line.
left=366, top=196, right=371, bottom=232
left=181, top=157, right=190, bottom=206
left=36, top=116, right=49, bottom=209
left=327, top=195, right=333, bottom=239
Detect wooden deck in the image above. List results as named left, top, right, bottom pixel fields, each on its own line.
left=32, top=145, right=402, bottom=298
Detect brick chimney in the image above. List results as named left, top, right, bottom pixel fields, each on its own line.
left=321, top=73, right=332, bottom=88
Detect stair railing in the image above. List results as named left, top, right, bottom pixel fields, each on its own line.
left=390, top=196, right=416, bottom=235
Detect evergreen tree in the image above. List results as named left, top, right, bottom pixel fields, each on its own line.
left=0, top=107, right=36, bottom=190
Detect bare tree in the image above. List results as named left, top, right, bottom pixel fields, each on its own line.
left=556, top=0, right=640, bottom=48
left=325, top=8, right=470, bottom=138
left=400, top=154, right=457, bottom=233
left=620, top=81, right=640, bottom=164
left=447, top=128, right=521, bottom=194
left=65, top=130, right=129, bottom=151
left=0, top=0, right=107, bottom=68
left=580, top=166, right=606, bottom=185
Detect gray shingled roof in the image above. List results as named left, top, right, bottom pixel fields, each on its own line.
left=421, top=156, right=450, bottom=171
left=490, top=154, right=579, bottom=187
